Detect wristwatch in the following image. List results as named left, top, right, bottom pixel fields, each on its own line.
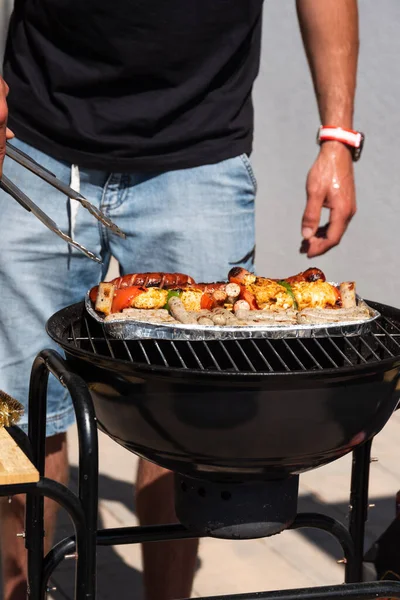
left=317, top=126, right=365, bottom=162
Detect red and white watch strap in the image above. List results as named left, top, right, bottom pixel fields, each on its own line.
left=318, top=126, right=363, bottom=148
left=317, top=126, right=365, bottom=161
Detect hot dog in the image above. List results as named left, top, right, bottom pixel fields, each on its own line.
left=228, top=267, right=256, bottom=285
left=112, top=272, right=195, bottom=289
left=339, top=282, right=357, bottom=308
left=284, top=268, right=326, bottom=284
left=89, top=272, right=195, bottom=303
left=228, top=266, right=326, bottom=285
left=190, top=282, right=229, bottom=293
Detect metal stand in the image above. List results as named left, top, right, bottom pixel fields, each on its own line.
left=0, top=348, right=398, bottom=600
left=348, top=440, right=373, bottom=582
left=27, top=350, right=99, bottom=600
left=0, top=350, right=99, bottom=600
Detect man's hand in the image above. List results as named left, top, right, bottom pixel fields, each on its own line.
left=0, top=76, right=15, bottom=179
left=301, top=142, right=356, bottom=258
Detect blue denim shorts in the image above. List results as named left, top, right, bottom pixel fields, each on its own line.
left=0, top=139, right=256, bottom=436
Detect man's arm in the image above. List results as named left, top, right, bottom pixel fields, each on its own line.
left=0, top=76, right=14, bottom=178
left=296, top=0, right=359, bottom=258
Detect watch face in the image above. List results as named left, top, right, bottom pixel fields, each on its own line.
left=353, top=132, right=365, bottom=162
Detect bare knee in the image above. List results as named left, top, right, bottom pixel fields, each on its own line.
left=46, top=431, right=67, bottom=454
left=44, top=432, right=69, bottom=484
left=45, top=431, right=68, bottom=462
left=137, top=459, right=172, bottom=489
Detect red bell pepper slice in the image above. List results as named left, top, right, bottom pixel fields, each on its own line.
left=200, top=294, right=214, bottom=310
left=89, top=286, right=98, bottom=303
left=111, top=286, right=146, bottom=313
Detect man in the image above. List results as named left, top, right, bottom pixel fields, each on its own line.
left=0, top=1, right=359, bottom=599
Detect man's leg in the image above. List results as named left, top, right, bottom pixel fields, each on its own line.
left=110, top=154, right=257, bottom=599
left=0, top=139, right=110, bottom=599
left=0, top=434, right=68, bottom=600
left=136, top=461, right=199, bottom=600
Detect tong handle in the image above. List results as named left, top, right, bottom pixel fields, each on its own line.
left=5, top=142, right=126, bottom=239
left=1, top=175, right=32, bottom=213
left=6, top=143, right=57, bottom=178
left=6, top=143, right=81, bottom=199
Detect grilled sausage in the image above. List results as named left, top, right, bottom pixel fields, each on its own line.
left=339, top=282, right=357, bottom=308
left=197, top=316, right=214, bottom=326
left=104, top=308, right=175, bottom=323
left=233, top=299, right=250, bottom=312
left=225, top=283, right=241, bottom=302
left=212, top=289, right=228, bottom=304
left=284, top=268, right=326, bottom=284
left=111, top=272, right=196, bottom=289
left=235, top=309, right=297, bottom=323
left=212, top=307, right=242, bottom=325
left=228, top=266, right=326, bottom=286
left=211, top=313, right=227, bottom=326
left=168, top=297, right=198, bottom=324
left=191, top=282, right=229, bottom=293
left=228, top=267, right=256, bottom=285
left=89, top=272, right=195, bottom=302
left=297, top=306, right=369, bottom=324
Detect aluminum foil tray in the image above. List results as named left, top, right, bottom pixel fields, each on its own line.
left=85, top=292, right=380, bottom=341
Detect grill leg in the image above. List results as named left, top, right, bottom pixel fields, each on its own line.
left=1, top=477, right=88, bottom=600
left=27, top=350, right=99, bottom=600
left=290, top=513, right=355, bottom=582
left=26, top=356, right=49, bottom=600
left=348, top=439, right=373, bottom=583
left=42, top=350, right=99, bottom=600
left=32, top=479, right=88, bottom=600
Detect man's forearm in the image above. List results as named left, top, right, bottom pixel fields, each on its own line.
left=296, top=0, right=359, bottom=129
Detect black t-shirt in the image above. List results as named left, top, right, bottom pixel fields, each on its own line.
left=4, top=1, right=263, bottom=172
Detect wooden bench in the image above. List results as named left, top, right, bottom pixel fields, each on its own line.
left=0, top=428, right=39, bottom=486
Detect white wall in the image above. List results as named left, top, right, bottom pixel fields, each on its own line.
left=1, top=1, right=399, bottom=306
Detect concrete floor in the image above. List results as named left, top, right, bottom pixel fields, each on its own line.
left=44, top=409, right=400, bottom=600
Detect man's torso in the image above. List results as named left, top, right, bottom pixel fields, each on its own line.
left=4, top=0, right=263, bottom=171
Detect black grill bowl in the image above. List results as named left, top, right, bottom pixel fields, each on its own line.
left=46, top=301, right=400, bottom=482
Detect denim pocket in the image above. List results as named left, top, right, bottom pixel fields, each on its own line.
left=239, top=154, right=258, bottom=194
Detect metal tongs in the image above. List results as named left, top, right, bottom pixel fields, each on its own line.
left=0, top=142, right=126, bottom=263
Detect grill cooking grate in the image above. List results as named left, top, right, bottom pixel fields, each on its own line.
left=62, top=310, right=400, bottom=374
